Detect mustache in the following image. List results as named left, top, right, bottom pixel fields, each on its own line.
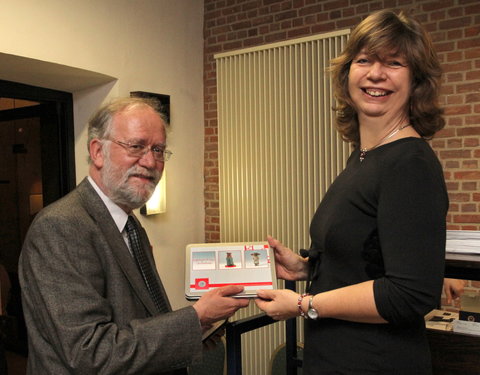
left=125, top=166, right=161, bottom=185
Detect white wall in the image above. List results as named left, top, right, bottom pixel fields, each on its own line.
left=0, top=0, right=205, bottom=309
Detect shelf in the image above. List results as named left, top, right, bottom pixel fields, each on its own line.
left=445, top=253, right=480, bottom=280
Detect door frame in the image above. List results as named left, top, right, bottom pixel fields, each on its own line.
left=0, top=78, right=75, bottom=200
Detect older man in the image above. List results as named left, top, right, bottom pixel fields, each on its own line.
left=19, top=97, right=249, bottom=374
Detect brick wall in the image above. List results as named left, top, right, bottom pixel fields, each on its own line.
left=203, top=0, right=480, bottom=243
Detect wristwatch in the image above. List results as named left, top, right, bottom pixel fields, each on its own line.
left=307, top=296, right=319, bottom=320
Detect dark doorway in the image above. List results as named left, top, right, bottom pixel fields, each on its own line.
left=0, top=79, right=75, bottom=374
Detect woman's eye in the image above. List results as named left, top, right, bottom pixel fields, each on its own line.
left=354, top=57, right=371, bottom=65
left=387, top=60, right=405, bottom=68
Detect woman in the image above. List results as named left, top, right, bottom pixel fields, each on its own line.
left=255, top=9, right=448, bottom=374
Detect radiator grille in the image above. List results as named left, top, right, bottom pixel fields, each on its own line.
left=215, top=29, right=350, bottom=374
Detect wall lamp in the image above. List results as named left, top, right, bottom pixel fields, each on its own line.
left=141, top=172, right=167, bottom=215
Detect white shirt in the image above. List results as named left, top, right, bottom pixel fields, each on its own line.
left=87, top=176, right=132, bottom=254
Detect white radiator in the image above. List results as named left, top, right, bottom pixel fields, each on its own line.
left=215, top=29, right=351, bottom=374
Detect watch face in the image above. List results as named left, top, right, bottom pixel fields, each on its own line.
left=307, top=308, right=318, bottom=320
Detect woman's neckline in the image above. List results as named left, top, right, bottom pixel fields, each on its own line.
left=357, top=136, right=423, bottom=162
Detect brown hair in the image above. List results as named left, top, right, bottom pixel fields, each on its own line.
left=330, top=9, right=444, bottom=146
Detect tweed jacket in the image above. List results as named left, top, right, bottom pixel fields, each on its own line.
left=19, top=178, right=202, bottom=374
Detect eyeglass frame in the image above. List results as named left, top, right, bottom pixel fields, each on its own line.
left=106, top=138, right=172, bottom=162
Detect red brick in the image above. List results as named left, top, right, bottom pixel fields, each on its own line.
left=265, top=31, right=288, bottom=43
left=458, top=38, right=480, bottom=49
left=467, top=70, right=480, bottom=80
left=251, top=15, right=274, bottom=26
left=299, top=4, right=323, bottom=16
left=462, top=160, right=479, bottom=169
left=450, top=193, right=472, bottom=202
left=462, top=182, right=478, bottom=190
left=435, top=127, right=456, bottom=138
left=439, top=17, right=472, bottom=30
left=422, top=0, right=455, bottom=12
left=442, top=60, right=472, bottom=73
left=457, top=82, right=480, bottom=94
left=446, top=95, right=464, bottom=105
left=465, top=48, right=480, bottom=59
left=466, top=93, right=480, bottom=103
left=323, top=0, right=349, bottom=11
left=454, top=214, right=480, bottom=223
left=311, top=22, right=337, bottom=34
left=465, top=25, right=480, bottom=37
left=448, top=203, right=459, bottom=212
left=457, top=126, right=480, bottom=136
left=464, top=139, right=480, bottom=149
left=466, top=115, right=480, bottom=125
left=454, top=171, right=480, bottom=180
left=447, top=138, right=463, bottom=148
left=444, top=105, right=471, bottom=115
left=445, top=51, right=463, bottom=62
left=287, top=26, right=311, bottom=38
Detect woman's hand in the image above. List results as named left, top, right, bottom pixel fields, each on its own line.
left=255, top=289, right=301, bottom=320
left=268, top=235, right=308, bottom=281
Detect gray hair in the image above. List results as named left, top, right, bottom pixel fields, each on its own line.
left=87, top=97, right=168, bottom=164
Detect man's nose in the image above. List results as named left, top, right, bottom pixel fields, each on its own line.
left=138, top=148, right=158, bottom=168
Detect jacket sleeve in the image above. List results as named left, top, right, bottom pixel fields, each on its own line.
left=19, top=208, right=203, bottom=375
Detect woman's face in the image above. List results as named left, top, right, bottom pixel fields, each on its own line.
left=348, top=49, right=411, bottom=123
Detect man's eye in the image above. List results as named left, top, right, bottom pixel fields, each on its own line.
left=129, top=144, right=145, bottom=151
left=152, top=146, right=165, bottom=154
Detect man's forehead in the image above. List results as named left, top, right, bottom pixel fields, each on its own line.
left=111, top=107, right=165, bottom=135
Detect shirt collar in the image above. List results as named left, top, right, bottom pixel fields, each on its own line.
left=87, top=176, right=129, bottom=233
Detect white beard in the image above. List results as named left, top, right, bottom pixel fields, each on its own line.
left=101, top=151, right=161, bottom=210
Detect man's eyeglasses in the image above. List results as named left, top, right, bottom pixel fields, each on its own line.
left=107, top=139, right=172, bottom=162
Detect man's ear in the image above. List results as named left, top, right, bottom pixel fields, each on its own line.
left=89, top=139, right=105, bottom=168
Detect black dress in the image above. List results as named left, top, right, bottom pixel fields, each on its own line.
left=303, top=138, right=449, bottom=374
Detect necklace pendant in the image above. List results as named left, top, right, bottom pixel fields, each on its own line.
left=359, top=149, right=367, bottom=162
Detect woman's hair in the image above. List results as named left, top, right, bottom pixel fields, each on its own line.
left=87, top=97, right=167, bottom=163
left=330, top=9, right=444, bottom=146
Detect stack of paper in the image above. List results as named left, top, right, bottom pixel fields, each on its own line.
left=446, top=230, right=480, bottom=254
left=453, top=319, right=480, bottom=336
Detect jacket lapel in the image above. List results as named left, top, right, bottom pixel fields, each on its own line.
left=76, top=178, right=160, bottom=316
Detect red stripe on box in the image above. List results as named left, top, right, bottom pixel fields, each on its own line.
left=191, top=281, right=272, bottom=288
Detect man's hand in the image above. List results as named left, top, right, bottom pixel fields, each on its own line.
left=193, top=285, right=250, bottom=329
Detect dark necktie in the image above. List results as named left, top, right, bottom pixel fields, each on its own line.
left=125, top=216, right=169, bottom=314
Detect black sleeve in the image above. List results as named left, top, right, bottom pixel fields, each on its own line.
left=373, top=151, right=448, bottom=325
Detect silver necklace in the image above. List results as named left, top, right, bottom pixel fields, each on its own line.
left=359, top=124, right=411, bottom=162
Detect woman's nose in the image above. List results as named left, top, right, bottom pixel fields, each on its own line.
left=367, top=61, right=387, bottom=80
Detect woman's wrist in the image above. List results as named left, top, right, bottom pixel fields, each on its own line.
left=297, top=293, right=320, bottom=320
left=297, top=293, right=309, bottom=317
